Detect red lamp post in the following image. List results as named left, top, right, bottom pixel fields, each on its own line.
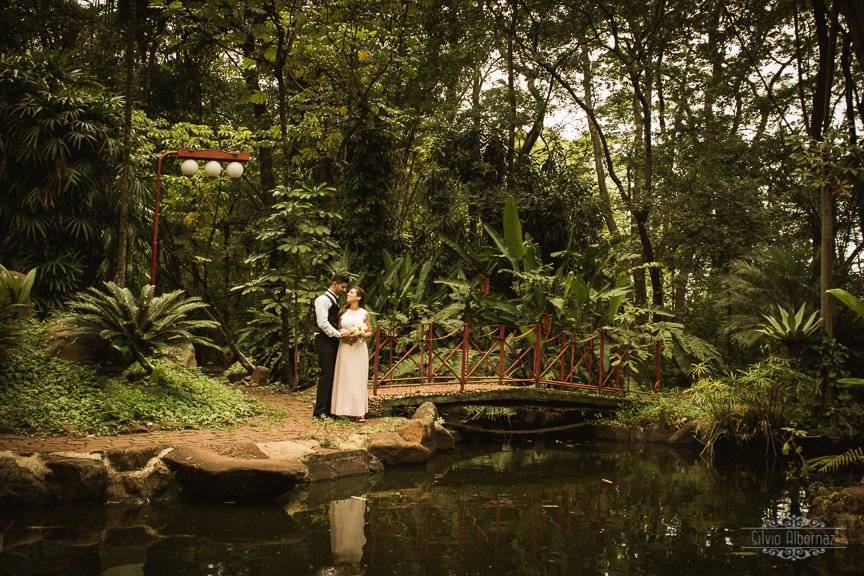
left=150, top=148, right=251, bottom=286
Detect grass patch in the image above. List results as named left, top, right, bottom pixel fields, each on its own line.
left=0, top=322, right=264, bottom=435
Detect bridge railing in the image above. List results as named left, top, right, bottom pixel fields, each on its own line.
left=370, top=317, right=662, bottom=396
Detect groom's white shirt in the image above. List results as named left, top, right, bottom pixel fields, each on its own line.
left=314, top=289, right=342, bottom=338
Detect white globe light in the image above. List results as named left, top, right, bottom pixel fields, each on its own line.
left=180, top=159, right=199, bottom=176
left=203, top=160, right=222, bottom=178
left=225, top=161, right=244, bottom=179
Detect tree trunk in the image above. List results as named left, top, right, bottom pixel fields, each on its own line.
left=841, top=34, right=859, bottom=143
left=241, top=30, right=276, bottom=195
left=674, top=269, right=688, bottom=320
left=821, top=183, right=834, bottom=338
left=810, top=0, right=840, bottom=142
left=114, top=0, right=136, bottom=287
left=583, top=46, right=618, bottom=235
left=839, top=0, right=864, bottom=77
left=811, top=0, right=839, bottom=342
left=810, top=0, right=841, bottom=405
left=505, top=0, right=518, bottom=188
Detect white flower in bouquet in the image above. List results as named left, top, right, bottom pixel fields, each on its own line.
left=347, top=325, right=365, bottom=341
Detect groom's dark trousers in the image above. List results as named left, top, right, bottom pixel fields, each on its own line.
left=313, top=333, right=339, bottom=417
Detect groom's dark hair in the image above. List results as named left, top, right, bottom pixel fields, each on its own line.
left=330, top=273, right=349, bottom=285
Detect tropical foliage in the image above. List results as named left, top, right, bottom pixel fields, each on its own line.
left=1, top=0, right=863, bottom=450
left=0, top=323, right=262, bottom=434
left=64, top=282, right=219, bottom=373
left=0, top=265, right=36, bottom=352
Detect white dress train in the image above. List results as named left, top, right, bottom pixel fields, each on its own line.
left=330, top=308, right=369, bottom=418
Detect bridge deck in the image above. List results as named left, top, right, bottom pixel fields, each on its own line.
left=369, top=382, right=628, bottom=416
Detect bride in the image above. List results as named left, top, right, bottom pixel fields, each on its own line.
left=330, top=286, right=372, bottom=422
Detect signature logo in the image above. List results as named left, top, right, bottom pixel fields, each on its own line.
left=741, top=515, right=847, bottom=561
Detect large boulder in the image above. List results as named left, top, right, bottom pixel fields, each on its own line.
left=411, top=402, right=438, bottom=422
left=0, top=454, right=53, bottom=505
left=363, top=432, right=432, bottom=466
left=121, top=459, right=176, bottom=501
left=667, top=421, right=700, bottom=445
left=397, top=419, right=436, bottom=451
left=105, top=445, right=165, bottom=472
left=303, top=449, right=383, bottom=481
left=589, top=423, right=631, bottom=442
left=43, top=321, right=119, bottom=365
left=812, top=484, right=864, bottom=546
left=248, top=365, right=271, bottom=385
left=644, top=422, right=674, bottom=443
left=433, top=422, right=456, bottom=451
left=163, top=446, right=307, bottom=502
left=256, top=440, right=317, bottom=461
left=45, top=453, right=108, bottom=503
left=159, top=341, right=197, bottom=368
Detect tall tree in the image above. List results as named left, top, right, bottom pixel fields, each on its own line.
left=114, top=0, right=137, bottom=287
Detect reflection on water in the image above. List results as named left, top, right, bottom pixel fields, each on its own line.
left=0, top=441, right=859, bottom=575
left=323, top=498, right=367, bottom=575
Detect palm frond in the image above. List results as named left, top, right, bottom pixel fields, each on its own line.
left=63, top=283, right=220, bottom=371
left=808, top=447, right=864, bottom=473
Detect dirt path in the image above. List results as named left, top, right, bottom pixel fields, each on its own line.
left=0, top=382, right=527, bottom=455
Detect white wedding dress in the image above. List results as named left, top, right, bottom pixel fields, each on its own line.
left=330, top=307, right=369, bottom=417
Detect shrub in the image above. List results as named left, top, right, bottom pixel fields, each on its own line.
left=0, top=322, right=263, bottom=434
left=0, top=265, right=36, bottom=354
left=613, top=356, right=820, bottom=459
left=64, top=282, right=220, bottom=372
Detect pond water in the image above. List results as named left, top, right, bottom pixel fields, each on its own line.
left=0, top=441, right=858, bottom=576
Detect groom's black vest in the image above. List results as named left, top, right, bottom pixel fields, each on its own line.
left=317, top=291, right=340, bottom=337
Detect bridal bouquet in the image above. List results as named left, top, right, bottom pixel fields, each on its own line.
left=346, top=325, right=366, bottom=343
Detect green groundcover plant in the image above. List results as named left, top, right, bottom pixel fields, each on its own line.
left=0, top=322, right=265, bottom=435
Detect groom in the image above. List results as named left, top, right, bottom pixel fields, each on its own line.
left=312, top=273, right=350, bottom=419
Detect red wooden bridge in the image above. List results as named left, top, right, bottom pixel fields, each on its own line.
left=369, top=318, right=662, bottom=413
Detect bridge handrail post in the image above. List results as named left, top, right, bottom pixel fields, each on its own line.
left=558, top=332, right=565, bottom=383
left=372, top=326, right=381, bottom=395
left=426, top=322, right=434, bottom=385
left=533, top=322, right=542, bottom=386
left=598, top=330, right=605, bottom=391
left=497, top=325, right=506, bottom=386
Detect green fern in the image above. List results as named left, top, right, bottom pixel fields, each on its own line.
left=807, top=447, right=864, bottom=473
left=0, top=265, right=36, bottom=353
left=64, top=282, right=220, bottom=373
